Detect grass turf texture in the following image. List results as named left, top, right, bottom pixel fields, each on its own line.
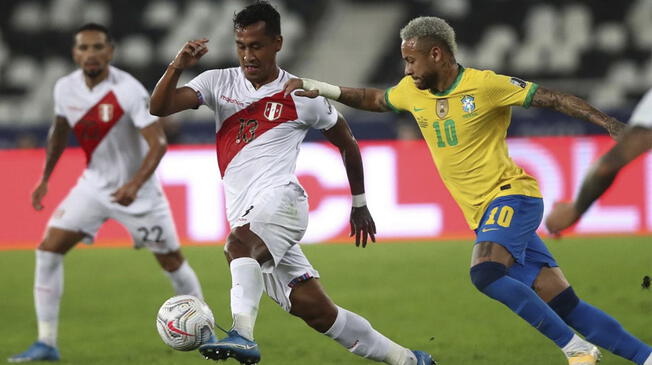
left=1, top=236, right=650, bottom=365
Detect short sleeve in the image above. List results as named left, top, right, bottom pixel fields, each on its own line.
left=484, top=71, right=539, bottom=109
left=294, top=94, right=338, bottom=130
left=385, top=76, right=413, bottom=113
left=629, top=89, right=652, bottom=128
left=128, top=81, right=158, bottom=129
left=53, top=79, right=65, bottom=117
left=185, top=70, right=221, bottom=110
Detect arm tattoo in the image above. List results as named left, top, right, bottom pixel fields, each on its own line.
left=338, top=87, right=389, bottom=112
left=338, top=87, right=366, bottom=109
left=531, top=87, right=626, bottom=138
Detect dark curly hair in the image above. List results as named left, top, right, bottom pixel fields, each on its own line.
left=233, top=1, right=281, bottom=37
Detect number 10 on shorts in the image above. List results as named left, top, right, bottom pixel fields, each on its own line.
left=485, top=205, right=514, bottom=227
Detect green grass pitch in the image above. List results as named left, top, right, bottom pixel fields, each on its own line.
left=1, top=236, right=650, bottom=364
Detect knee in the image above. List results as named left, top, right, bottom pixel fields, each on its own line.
left=547, top=286, right=580, bottom=319
left=224, top=231, right=251, bottom=257
left=157, top=251, right=184, bottom=272
left=226, top=227, right=270, bottom=264
left=470, top=261, right=508, bottom=292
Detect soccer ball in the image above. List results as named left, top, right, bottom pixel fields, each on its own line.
left=156, top=295, right=215, bottom=351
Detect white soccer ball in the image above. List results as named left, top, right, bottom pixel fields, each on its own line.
left=156, top=295, right=215, bottom=351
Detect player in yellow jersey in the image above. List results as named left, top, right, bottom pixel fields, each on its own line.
left=283, top=16, right=652, bottom=365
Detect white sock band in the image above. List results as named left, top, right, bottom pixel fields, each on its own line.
left=352, top=193, right=367, bottom=208
left=325, top=306, right=413, bottom=364
left=301, top=78, right=342, bottom=100
left=34, top=250, right=64, bottom=347
left=164, top=260, right=204, bottom=300
left=230, top=257, right=264, bottom=341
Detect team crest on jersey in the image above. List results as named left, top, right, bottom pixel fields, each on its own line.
left=461, top=95, right=475, bottom=113
left=98, top=104, right=114, bottom=123
left=436, top=99, right=449, bottom=118
left=264, top=102, right=283, bottom=121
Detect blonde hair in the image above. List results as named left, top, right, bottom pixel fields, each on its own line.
left=399, top=16, right=457, bottom=56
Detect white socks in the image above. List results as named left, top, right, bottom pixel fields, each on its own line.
left=324, top=306, right=416, bottom=365
left=164, top=260, right=203, bottom=300
left=229, top=257, right=264, bottom=341
left=644, top=353, right=652, bottom=365
left=34, top=250, right=64, bottom=347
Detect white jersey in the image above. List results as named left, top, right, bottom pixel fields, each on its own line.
left=53, top=65, right=160, bottom=193
left=630, top=88, right=652, bottom=128
left=186, top=67, right=338, bottom=225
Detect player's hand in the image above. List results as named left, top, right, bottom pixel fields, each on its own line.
left=32, top=181, right=48, bottom=211
left=350, top=206, right=376, bottom=248
left=545, top=201, right=580, bottom=236
left=111, top=182, right=140, bottom=206
left=170, top=38, right=209, bottom=70
left=283, top=78, right=319, bottom=98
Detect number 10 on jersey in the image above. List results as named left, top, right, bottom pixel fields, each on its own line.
left=433, top=119, right=458, bottom=147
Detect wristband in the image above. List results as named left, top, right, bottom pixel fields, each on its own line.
left=301, top=78, right=342, bottom=100
left=352, top=193, right=367, bottom=208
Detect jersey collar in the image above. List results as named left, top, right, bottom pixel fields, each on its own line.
left=241, top=67, right=285, bottom=94
left=430, top=64, right=464, bottom=97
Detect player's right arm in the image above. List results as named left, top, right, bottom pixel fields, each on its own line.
left=150, top=39, right=209, bottom=116
left=283, top=78, right=391, bottom=112
left=33, top=116, right=70, bottom=210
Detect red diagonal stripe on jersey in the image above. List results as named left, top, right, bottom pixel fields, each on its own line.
left=73, top=91, right=124, bottom=165
left=216, top=91, right=298, bottom=177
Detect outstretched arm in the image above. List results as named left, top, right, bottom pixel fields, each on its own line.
left=283, top=78, right=390, bottom=112
left=322, top=114, right=377, bottom=247
left=530, top=86, right=626, bottom=139
left=33, top=116, right=70, bottom=210
left=150, top=39, right=209, bottom=116
left=111, top=121, right=168, bottom=206
left=545, top=126, right=652, bottom=234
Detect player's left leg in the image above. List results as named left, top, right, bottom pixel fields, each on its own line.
left=154, top=250, right=203, bottom=300
left=537, top=266, right=652, bottom=365
left=289, top=278, right=435, bottom=365
left=116, top=197, right=203, bottom=300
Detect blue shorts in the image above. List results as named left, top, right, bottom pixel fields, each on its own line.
left=474, top=195, right=558, bottom=287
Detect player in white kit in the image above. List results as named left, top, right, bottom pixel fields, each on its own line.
left=546, top=89, right=652, bottom=233
left=150, top=2, right=435, bottom=365
left=8, top=23, right=203, bottom=363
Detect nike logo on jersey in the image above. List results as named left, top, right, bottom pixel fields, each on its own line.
left=481, top=228, right=500, bottom=232
left=167, top=321, right=194, bottom=336
left=413, top=107, right=425, bottom=112
left=242, top=205, right=254, bottom=217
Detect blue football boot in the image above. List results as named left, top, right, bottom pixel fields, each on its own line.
left=7, top=341, right=60, bottom=363
left=199, top=329, right=260, bottom=364
left=412, top=350, right=437, bottom=365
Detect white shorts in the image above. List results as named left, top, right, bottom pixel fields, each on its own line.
left=262, top=244, right=320, bottom=312
left=47, top=178, right=180, bottom=254
left=232, top=183, right=318, bottom=312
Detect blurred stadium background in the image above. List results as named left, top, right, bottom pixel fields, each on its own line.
left=1, top=0, right=651, bottom=146
left=1, top=0, right=651, bottom=246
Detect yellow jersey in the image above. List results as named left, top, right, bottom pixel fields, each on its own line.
left=385, top=66, right=542, bottom=230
